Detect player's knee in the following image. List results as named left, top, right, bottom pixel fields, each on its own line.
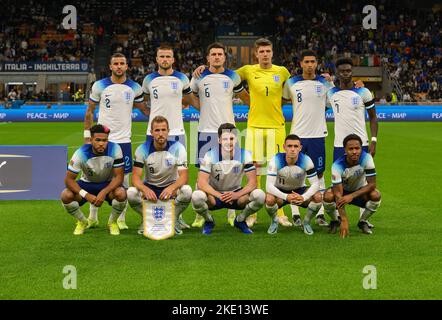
left=127, top=187, right=141, bottom=204
left=250, top=189, right=265, bottom=205
left=312, top=192, right=322, bottom=203
left=191, top=190, right=207, bottom=207
left=113, top=187, right=127, bottom=201
left=265, top=194, right=277, bottom=206
left=178, top=185, right=192, bottom=202
left=60, top=188, right=74, bottom=203
left=370, top=189, right=381, bottom=202
left=323, top=189, right=334, bottom=202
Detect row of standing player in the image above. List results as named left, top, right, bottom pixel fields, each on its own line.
left=62, top=39, right=380, bottom=236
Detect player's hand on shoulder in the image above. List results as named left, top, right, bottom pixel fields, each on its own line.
left=84, top=137, right=91, bottom=144
left=192, top=65, right=206, bottom=79
left=354, top=79, right=365, bottom=88
left=321, top=73, right=332, bottom=82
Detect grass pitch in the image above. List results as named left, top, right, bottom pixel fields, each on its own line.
left=0, top=121, right=441, bottom=299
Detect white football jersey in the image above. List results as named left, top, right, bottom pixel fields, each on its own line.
left=326, top=87, right=375, bottom=147
left=267, top=152, right=317, bottom=191
left=190, top=69, right=244, bottom=133
left=283, top=75, right=334, bottom=138
left=331, top=151, right=376, bottom=192
left=199, top=147, right=255, bottom=192
left=89, top=77, right=144, bottom=143
left=142, top=71, right=191, bottom=136
left=68, top=142, right=124, bottom=183
left=133, top=140, right=187, bottom=188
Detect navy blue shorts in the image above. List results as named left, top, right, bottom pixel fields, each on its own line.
left=343, top=189, right=368, bottom=208
left=118, top=143, right=132, bottom=174
left=146, top=134, right=186, bottom=149
left=333, top=146, right=369, bottom=162
left=144, top=182, right=173, bottom=199
left=196, top=132, right=219, bottom=168
left=280, top=186, right=308, bottom=208
left=210, top=188, right=244, bottom=210
left=300, top=137, right=325, bottom=175
left=77, top=180, right=113, bottom=206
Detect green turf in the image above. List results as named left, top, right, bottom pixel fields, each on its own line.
left=0, top=121, right=441, bottom=299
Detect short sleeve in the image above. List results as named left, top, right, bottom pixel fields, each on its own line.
left=89, top=81, right=101, bottom=103
left=142, top=76, right=150, bottom=95
left=331, top=163, right=343, bottom=185
left=174, top=143, right=188, bottom=170
left=235, top=65, right=249, bottom=81
left=232, top=72, right=244, bottom=93
left=68, top=149, right=84, bottom=174
left=181, top=74, right=192, bottom=95
left=243, top=150, right=255, bottom=172
left=282, top=80, right=291, bottom=100
left=304, top=155, right=317, bottom=178
left=199, top=152, right=212, bottom=174
left=363, top=153, right=376, bottom=177
left=133, top=144, right=147, bottom=168
left=281, top=66, right=291, bottom=82
left=190, top=77, right=199, bottom=95
left=133, top=83, right=144, bottom=103
left=112, top=144, right=124, bottom=168
left=361, top=88, right=375, bottom=109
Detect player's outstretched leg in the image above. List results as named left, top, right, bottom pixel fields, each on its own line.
left=191, top=190, right=215, bottom=235
left=108, top=187, right=127, bottom=236
left=174, top=185, right=192, bottom=235
left=234, top=189, right=265, bottom=234
left=127, top=187, right=145, bottom=234
left=358, top=190, right=381, bottom=235
left=61, top=189, right=89, bottom=235
left=117, top=174, right=131, bottom=230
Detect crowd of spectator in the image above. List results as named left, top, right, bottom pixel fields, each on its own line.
left=0, top=0, right=440, bottom=102
left=273, top=0, right=441, bottom=101
left=0, top=0, right=95, bottom=65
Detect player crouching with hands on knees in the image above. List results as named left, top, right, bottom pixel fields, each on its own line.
left=61, top=124, right=127, bottom=236
left=127, top=116, right=192, bottom=235
left=265, top=134, right=322, bottom=235
left=191, top=123, right=265, bottom=235
left=323, top=134, right=381, bottom=238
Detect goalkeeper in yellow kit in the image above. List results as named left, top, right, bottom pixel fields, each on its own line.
left=236, top=38, right=292, bottom=227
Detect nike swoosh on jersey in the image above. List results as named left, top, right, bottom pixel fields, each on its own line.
left=254, top=77, right=261, bottom=79
left=203, top=83, right=210, bottom=86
